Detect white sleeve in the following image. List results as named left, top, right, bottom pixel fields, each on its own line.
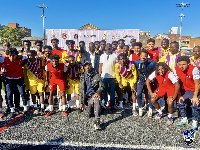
left=148, top=71, right=156, bottom=80
left=64, top=65, right=67, bottom=72
left=129, top=55, right=132, bottom=61
left=168, top=72, right=178, bottom=84
left=173, top=69, right=179, bottom=79
left=192, top=67, right=200, bottom=80
left=99, top=55, right=103, bottom=64
left=0, top=57, right=5, bottom=63
left=45, top=65, right=48, bottom=71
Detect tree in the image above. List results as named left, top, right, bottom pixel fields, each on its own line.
left=0, top=26, right=28, bottom=46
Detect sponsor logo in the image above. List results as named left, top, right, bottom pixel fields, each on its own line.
left=182, top=129, right=196, bottom=147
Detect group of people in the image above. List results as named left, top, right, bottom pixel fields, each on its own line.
left=0, top=37, right=199, bottom=131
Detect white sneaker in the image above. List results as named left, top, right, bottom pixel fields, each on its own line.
left=147, top=111, right=152, bottom=118
left=132, top=110, right=138, bottom=116
left=59, top=105, right=62, bottom=111
left=45, top=106, right=51, bottom=112
left=138, top=109, right=143, bottom=117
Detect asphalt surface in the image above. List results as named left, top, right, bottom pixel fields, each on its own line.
left=0, top=92, right=199, bottom=150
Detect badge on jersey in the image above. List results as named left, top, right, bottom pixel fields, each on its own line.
left=49, top=85, right=52, bottom=89
left=164, top=78, right=166, bottom=82
left=187, top=74, right=190, bottom=78
left=156, top=89, right=159, bottom=92
left=182, top=129, right=196, bottom=146
left=153, top=53, right=156, bottom=56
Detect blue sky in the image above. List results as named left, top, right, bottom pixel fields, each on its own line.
left=1, top=0, right=200, bottom=38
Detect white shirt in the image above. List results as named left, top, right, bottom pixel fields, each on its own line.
left=89, top=51, right=95, bottom=68
left=174, top=67, right=200, bottom=80
left=149, top=71, right=178, bottom=84
left=100, top=52, right=117, bottom=78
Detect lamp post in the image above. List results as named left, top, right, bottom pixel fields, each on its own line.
left=37, top=4, right=48, bottom=45
left=176, top=2, right=190, bottom=51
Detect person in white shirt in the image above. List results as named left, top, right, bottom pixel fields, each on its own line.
left=99, top=43, right=117, bottom=111
left=81, top=42, right=100, bottom=73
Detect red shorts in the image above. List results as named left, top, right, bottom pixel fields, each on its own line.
left=155, top=87, right=174, bottom=98
left=49, top=78, right=66, bottom=91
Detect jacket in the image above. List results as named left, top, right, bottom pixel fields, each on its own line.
left=79, top=68, right=104, bottom=106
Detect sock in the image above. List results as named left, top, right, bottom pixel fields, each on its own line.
left=34, top=104, right=37, bottom=109
left=49, top=105, right=53, bottom=111
left=76, top=100, right=79, bottom=108
left=192, top=120, right=198, bottom=127
left=11, top=107, right=15, bottom=112
left=27, top=101, right=30, bottom=106
left=132, top=103, right=136, bottom=110
left=59, top=99, right=62, bottom=106
left=168, top=114, right=172, bottom=118
left=144, top=104, right=147, bottom=108
left=119, top=101, right=123, bottom=108
left=41, top=104, right=44, bottom=109
left=0, top=108, right=2, bottom=113
left=136, top=103, right=138, bottom=107
left=68, top=101, right=71, bottom=108
left=24, top=106, right=27, bottom=111
left=139, top=108, right=143, bottom=113
left=149, top=108, right=153, bottom=114
left=53, top=96, right=57, bottom=100
left=156, top=109, right=162, bottom=114
left=62, top=105, right=66, bottom=111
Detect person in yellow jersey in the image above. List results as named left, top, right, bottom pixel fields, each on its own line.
left=159, top=41, right=185, bottom=71
left=190, top=46, right=200, bottom=70
left=65, top=55, right=84, bottom=113
left=158, top=39, right=170, bottom=60
left=64, top=40, right=82, bottom=63
left=115, top=53, right=138, bottom=112
left=24, top=50, right=45, bottom=114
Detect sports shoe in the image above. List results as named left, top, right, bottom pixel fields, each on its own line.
left=138, top=109, right=143, bottom=117
left=33, top=109, right=39, bottom=114
left=192, top=126, right=198, bottom=131
left=176, top=118, right=188, bottom=126
left=67, top=107, right=72, bottom=113
left=45, top=111, right=53, bottom=117
left=191, top=120, right=198, bottom=131
left=9, top=112, right=16, bottom=119
left=155, top=113, right=163, bottom=120
left=167, top=117, right=173, bottom=125
left=62, top=111, right=68, bottom=116
left=132, top=110, right=138, bottom=117
left=76, top=108, right=82, bottom=113
left=0, top=113, right=4, bottom=118
left=116, top=108, right=124, bottom=114
left=147, top=111, right=152, bottom=119
left=110, top=106, right=118, bottom=113
left=94, top=120, right=101, bottom=130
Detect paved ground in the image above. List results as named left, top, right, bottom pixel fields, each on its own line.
left=0, top=92, right=199, bottom=150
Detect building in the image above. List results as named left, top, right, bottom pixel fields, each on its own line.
left=8, top=23, right=31, bottom=37
left=21, top=37, right=45, bottom=48
left=169, top=27, right=178, bottom=34
left=139, top=31, right=150, bottom=48
left=79, top=23, right=100, bottom=30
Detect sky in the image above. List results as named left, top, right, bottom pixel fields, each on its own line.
left=1, top=0, right=200, bottom=38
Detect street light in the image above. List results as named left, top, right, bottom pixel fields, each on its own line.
left=37, top=4, right=48, bottom=45
left=176, top=2, right=190, bottom=51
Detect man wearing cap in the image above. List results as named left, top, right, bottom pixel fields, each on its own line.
left=79, top=61, right=104, bottom=130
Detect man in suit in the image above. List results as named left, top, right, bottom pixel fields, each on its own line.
left=81, top=42, right=100, bottom=73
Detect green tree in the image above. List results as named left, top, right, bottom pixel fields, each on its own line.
left=0, top=26, right=28, bottom=46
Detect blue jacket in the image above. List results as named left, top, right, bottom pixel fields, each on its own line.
left=134, top=59, right=156, bottom=82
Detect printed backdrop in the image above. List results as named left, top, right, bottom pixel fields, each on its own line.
left=46, top=29, right=140, bottom=51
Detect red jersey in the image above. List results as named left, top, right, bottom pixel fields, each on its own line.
left=156, top=71, right=175, bottom=89
left=47, top=63, right=65, bottom=80
left=3, top=57, right=24, bottom=78
left=147, top=49, right=160, bottom=62
left=52, top=49, right=66, bottom=58
left=175, top=65, right=197, bottom=91
left=131, top=53, right=140, bottom=62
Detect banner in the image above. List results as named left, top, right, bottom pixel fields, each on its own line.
left=46, top=29, right=140, bottom=51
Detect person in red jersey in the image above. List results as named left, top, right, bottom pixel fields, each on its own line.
left=175, top=56, right=200, bottom=131
left=45, top=54, right=68, bottom=117
left=129, top=42, right=142, bottom=62
left=147, top=38, right=160, bottom=62
left=146, top=62, right=180, bottom=124
left=51, top=38, right=67, bottom=62
left=0, top=48, right=28, bottom=118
